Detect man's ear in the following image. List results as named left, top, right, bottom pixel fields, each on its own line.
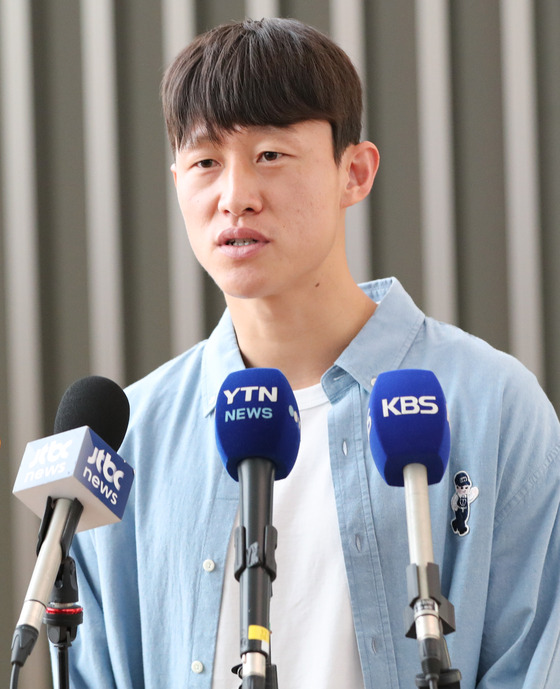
left=171, top=162, right=178, bottom=187
left=341, top=141, right=380, bottom=209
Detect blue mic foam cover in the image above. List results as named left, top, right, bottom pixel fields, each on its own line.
left=215, top=368, right=301, bottom=481
left=367, top=369, right=450, bottom=486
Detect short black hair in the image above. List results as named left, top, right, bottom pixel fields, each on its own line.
left=161, top=18, right=363, bottom=163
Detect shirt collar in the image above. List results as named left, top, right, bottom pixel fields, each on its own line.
left=201, top=309, right=246, bottom=416
left=200, top=277, right=425, bottom=413
left=322, top=277, right=425, bottom=400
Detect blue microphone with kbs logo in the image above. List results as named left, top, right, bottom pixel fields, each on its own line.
left=215, top=368, right=300, bottom=689
left=368, top=368, right=450, bottom=487
left=368, top=370, right=461, bottom=689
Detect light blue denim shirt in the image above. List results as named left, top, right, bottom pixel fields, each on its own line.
left=66, top=277, right=560, bottom=689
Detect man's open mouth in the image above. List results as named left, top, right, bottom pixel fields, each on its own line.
left=226, top=238, right=258, bottom=246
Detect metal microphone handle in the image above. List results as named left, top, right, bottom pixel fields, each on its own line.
left=404, top=464, right=434, bottom=571
left=403, top=464, right=441, bottom=642
left=17, top=497, right=73, bottom=631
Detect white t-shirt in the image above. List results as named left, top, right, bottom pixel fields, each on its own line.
left=212, top=383, right=365, bottom=688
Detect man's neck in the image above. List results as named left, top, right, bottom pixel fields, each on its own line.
left=226, top=278, right=376, bottom=390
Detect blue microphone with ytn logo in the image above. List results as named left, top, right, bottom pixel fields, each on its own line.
left=11, top=376, right=134, bottom=671
left=368, top=370, right=461, bottom=689
left=215, top=368, right=300, bottom=689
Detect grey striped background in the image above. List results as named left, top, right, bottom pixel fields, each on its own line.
left=1, top=1, right=559, bottom=686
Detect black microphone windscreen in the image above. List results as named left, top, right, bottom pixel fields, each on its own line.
left=53, top=375, right=130, bottom=450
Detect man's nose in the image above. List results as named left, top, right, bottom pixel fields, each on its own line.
left=217, top=161, right=263, bottom=217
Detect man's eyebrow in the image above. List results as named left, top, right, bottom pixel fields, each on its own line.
left=183, top=124, right=300, bottom=150
left=183, top=132, right=216, bottom=149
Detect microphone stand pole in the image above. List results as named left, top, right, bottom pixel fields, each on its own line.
left=233, top=459, right=279, bottom=689
left=403, top=464, right=461, bottom=689
left=44, top=555, right=83, bottom=689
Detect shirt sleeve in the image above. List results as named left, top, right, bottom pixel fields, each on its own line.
left=475, top=374, right=560, bottom=688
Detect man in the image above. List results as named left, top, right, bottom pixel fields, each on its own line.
left=67, top=18, right=560, bottom=689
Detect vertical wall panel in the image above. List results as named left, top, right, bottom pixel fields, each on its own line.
left=197, top=0, right=245, bottom=33
left=0, top=0, right=43, bottom=449
left=283, top=0, right=329, bottom=32
left=536, top=1, right=560, bottom=406
left=500, top=0, right=544, bottom=381
left=0, top=0, right=48, bottom=686
left=246, top=0, right=280, bottom=19
left=450, top=1, right=509, bottom=353
left=32, top=0, right=90, bottom=411
left=0, top=192, right=9, bottom=683
left=364, top=0, right=424, bottom=303
left=114, top=0, right=171, bottom=383
left=80, top=0, right=126, bottom=384
left=415, top=0, right=458, bottom=324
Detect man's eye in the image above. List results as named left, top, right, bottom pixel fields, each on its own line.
left=196, top=159, right=216, bottom=169
left=260, top=151, right=282, bottom=162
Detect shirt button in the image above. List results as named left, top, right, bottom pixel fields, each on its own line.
left=203, top=559, right=216, bottom=572
left=191, top=660, right=204, bottom=674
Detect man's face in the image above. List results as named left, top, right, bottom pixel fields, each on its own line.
left=172, top=120, right=355, bottom=302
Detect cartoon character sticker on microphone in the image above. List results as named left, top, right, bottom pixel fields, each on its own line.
left=451, top=471, right=479, bottom=536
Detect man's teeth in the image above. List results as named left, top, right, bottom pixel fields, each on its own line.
left=227, top=238, right=257, bottom=246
